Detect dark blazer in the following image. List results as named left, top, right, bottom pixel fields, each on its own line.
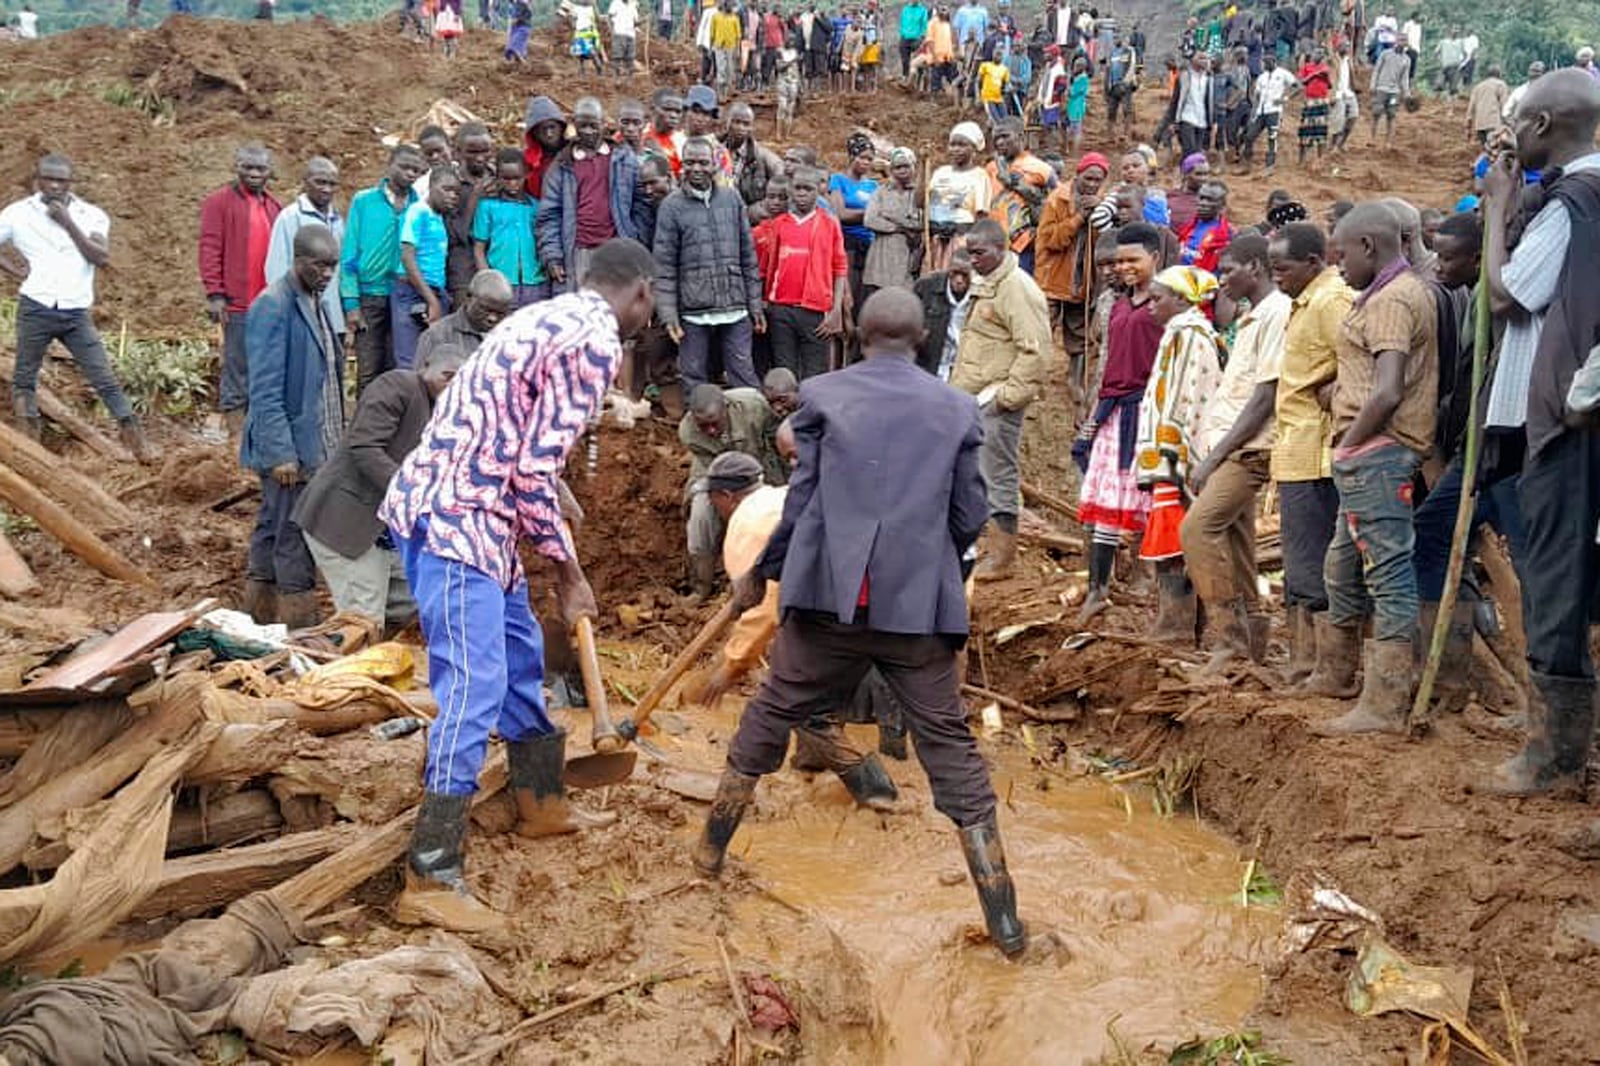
left=913, top=272, right=957, bottom=376
left=294, top=369, right=434, bottom=559
left=756, top=354, right=988, bottom=639
left=239, top=275, right=342, bottom=474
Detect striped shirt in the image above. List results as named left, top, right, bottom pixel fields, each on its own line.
left=1486, top=153, right=1600, bottom=428
left=379, top=291, right=621, bottom=588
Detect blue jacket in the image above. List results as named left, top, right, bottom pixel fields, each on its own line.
left=536, top=144, right=651, bottom=292
left=756, top=354, right=987, bottom=640
left=240, top=275, right=343, bottom=475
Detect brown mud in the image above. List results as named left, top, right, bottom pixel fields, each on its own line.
left=1, top=13, right=1591, bottom=1065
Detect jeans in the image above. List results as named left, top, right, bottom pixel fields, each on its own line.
left=305, top=531, right=417, bottom=628
left=395, top=520, right=557, bottom=797
left=12, top=296, right=134, bottom=421
left=1411, top=455, right=1525, bottom=602
left=768, top=304, right=829, bottom=380
left=678, top=315, right=757, bottom=391
left=513, top=281, right=552, bottom=308
left=978, top=405, right=1024, bottom=521
left=1180, top=450, right=1269, bottom=606
left=715, top=47, right=739, bottom=94
left=217, top=311, right=251, bottom=414
left=1279, top=478, right=1339, bottom=610
left=1324, top=444, right=1422, bottom=642
left=354, top=293, right=394, bottom=398
left=1178, top=122, right=1208, bottom=158
left=247, top=475, right=316, bottom=593
left=390, top=280, right=451, bottom=372
left=1517, top=429, right=1600, bottom=679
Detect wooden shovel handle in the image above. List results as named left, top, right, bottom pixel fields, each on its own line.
left=575, top=616, right=623, bottom=753
left=626, top=599, right=739, bottom=734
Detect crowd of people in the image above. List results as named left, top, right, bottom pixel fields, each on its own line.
left=4, top=1, right=1600, bottom=954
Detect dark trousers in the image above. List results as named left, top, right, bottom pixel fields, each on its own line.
left=1518, top=429, right=1600, bottom=679
left=1279, top=477, right=1339, bottom=611
left=1178, top=122, right=1208, bottom=158
left=354, top=293, right=395, bottom=398
left=13, top=296, right=134, bottom=421
left=220, top=311, right=250, bottom=413
left=761, top=46, right=778, bottom=84
left=768, top=304, right=829, bottom=380
left=899, top=37, right=920, bottom=77
left=390, top=280, right=451, bottom=372
left=726, top=612, right=996, bottom=827
left=677, top=315, right=757, bottom=391
left=1412, top=454, right=1525, bottom=602
left=247, top=475, right=316, bottom=593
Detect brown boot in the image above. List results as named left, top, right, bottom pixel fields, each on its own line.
left=275, top=589, right=321, bottom=630
left=1198, top=598, right=1252, bottom=676
left=509, top=730, right=618, bottom=837
left=117, top=417, right=154, bottom=464
left=1283, top=605, right=1317, bottom=685
left=1149, top=565, right=1198, bottom=645
left=693, top=768, right=759, bottom=878
left=241, top=578, right=277, bottom=624
left=975, top=527, right=1017, bottom=582
left=393, top=792, right=505, bottom=933
left=1314, top=639, right=1413, bottom=735
left=1298, top=615, right=1361, bottom=698
left=1481, top=672, right=1596, bottom=799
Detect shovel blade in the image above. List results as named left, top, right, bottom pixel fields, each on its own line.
left=563, top=750, right=638, bottom=789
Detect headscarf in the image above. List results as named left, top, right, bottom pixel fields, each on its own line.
left=1134, top=143, right=1158, bottom=171
left=846, top=131, right=875, bottom=159
left=1077, top=151, right=1110, bottom=175
left=949, top=121, right=985, bottom=151
left=1153, top=265, right=1218, bottom=305
left=1179, top=152, right=1208, bottom=175
left=889, top=146, right=917, bottom=168
left=1266, top=200, right=1309, bottom=228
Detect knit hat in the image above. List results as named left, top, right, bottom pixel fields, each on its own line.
left=1152, top=265, right=1219, bottom=305
left=705, top=452, right=765, bottom=493
left=949, top=121, right=985, bottom=151
left=1179, top=152, right=1208, bottom=174
left=1077, top=151, right=1111, bottom=175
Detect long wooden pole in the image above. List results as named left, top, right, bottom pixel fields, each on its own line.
left=1410, top=216, right=1492, bottom=728
left=0, top=461, right=154, bottom=587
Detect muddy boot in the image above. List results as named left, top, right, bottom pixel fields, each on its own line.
left=837, top=753, right=900, bottom=811
left=1246, top=612, right=1270, bottom=663
left=1314, top=639, right=1413, bottom=736
left=692, top=768, right=759, bottom=878
left=240, top=578, right=277, bottom=624
left=975, top=526, right=1017, bottom=582
left=276, top=589, right=321, bottom=630
left=1077, top=540, right=1115, bottom=625
left=1198, top=598, right=1252, bottom=676
left=959, top=814, right=1026, bottom=958
left=1149, top=563, right=1198, bottom=646
left=1283, top=605, right=1317, bottom=685
left=393, top=791, right=505, bottom=933
left=117, top=417, right=154, bottom=464
left=1417, top=600, right=1476, bottom=686
left=687, top=552, right=717, bottom=603
left=17, top=415, right=42, bottom=442
left=1481, top=672, right=1597, bottom=799
left=1298, top=616, right=1361, bottom=698
left=510, top=729, right=618, bottom=837
left=877, top=705, right=909, bottom=761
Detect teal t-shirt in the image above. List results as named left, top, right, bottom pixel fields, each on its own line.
left=399, top=201, right=449, bottom=290
left=1067, top=72, right=1090, bottom=123
left=471, top=195, right=545, bottom=286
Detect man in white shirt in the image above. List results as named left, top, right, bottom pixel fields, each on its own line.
left=1175, top=52, right=1213, bottom=159
left=608, top=0, right=639, bottom=79
left=265, top=157, right=345, bottom=334
left=1435, top=28, right=1464, bottom=97
left=1330, top=38, right=1359, bottom=151
left=1244, top=53, right=1299, bottom=170
left=1400, top=16, right=1422, bottom=79
left=14, top=5, right=38, bottom=38
left=1459, top=31, right=1479, bottom=81
left=1504, top=60, right=1546, bottom=121
left=0, top=154, right=149, bottom=459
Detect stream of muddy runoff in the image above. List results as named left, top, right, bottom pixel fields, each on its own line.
left=653, top=701, right=1357, bottom=1065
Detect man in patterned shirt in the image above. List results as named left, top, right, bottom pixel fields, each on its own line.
left=378, top=237, right=657, bottom=932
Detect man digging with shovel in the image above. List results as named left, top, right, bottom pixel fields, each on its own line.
left=378, top=237, right=658, bottom=932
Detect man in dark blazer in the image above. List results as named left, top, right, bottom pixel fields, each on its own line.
left=911, top=250, right=974, bottom=378
left=294, top=343, right=468, bottom=631
left=690, top=287, right=1027, bottom=959
left=239, top=224, right=343, bottom=629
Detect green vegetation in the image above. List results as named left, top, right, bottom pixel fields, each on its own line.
left=108, top=334, right=215, bottom=417
left=1169, top=1030, right=1291, bottom=1066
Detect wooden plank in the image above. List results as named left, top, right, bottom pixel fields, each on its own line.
left=0, top=531, right=38, bottom=599
left=23, top=606, right=202, bottom=693
left=128, top=825, right=359, bottom=921
left=0, top=461, right=153, bottom=588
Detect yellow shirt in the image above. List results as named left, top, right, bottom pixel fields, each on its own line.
left=711, top=9, right=743, bottom=49
left=1272, top=268, right=1353, bottom=482
left=979, top=61, right=1009, bottom=103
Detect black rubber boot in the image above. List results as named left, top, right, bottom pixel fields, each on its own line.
left=837, top=753, right=900, bottom=811
left=508, top=729, right=616, bottom=837
left=1149, top=561, right=1198, bottom=645
left=394, top=791, right=503, bottom=932
left=1484, top=672, right=1597, bottom=799
left=877, top=701, right=909, bottom=761
left=959, top=814, right=1026, bottom=958
left=693, top=768, right=759, bottom=878
left=1077, top=540, right=1116, bottom=624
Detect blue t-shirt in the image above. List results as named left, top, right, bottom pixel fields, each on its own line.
left=399, top=201, right=449, bottom=290
left=953, top=2, right=987, bottom=48
left=829, top=172, right=879, bottom=243
left=1473, top=154, right=1542, bottom=186
left=471, top=195, right=545, bottom=286
left=899, top=1, right=928, bottom=40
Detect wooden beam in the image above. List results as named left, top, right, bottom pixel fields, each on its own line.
left=0, top=355, right=133, bottom=462
left=128, top=824, right=360, bottom=921
left=0, top=461, right=154, bottom=587
left=0, top=418, right=134, bottom=531
left=24, top=788, right=285, bottom=872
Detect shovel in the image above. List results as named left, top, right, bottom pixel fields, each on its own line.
left=561, top=615, right=638, bottom=789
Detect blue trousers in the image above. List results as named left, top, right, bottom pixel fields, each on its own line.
left=395, top=521, right=555, bottom=796
left=1411, top=455, right=1525, bottom=602
left=1325, top=443, right=1421, bottom=641
left=389, top=280, right=452, bottom=372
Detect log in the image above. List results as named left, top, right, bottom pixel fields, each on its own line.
left=0, top=354, right=133, bottom=462
left=1017, top=528, right=1084, bottom=554
left=0, top=418, right=135, bottom=531
left=24, top=788, right=285, bottom=872
left=0, top=700, right=132, bottom=809
left=961, top=682, right=1074, bottom=723
left=1021, top=481, right=1080, bottom=523
left=0, top=710, right=66, bottom=760
left=128, top=824, right=360, bottom=921
left=0, top=461, right=154, bottom=587
left=0, top=531, right=37, bottom=599
left=185, top=721, right=301, bottom=786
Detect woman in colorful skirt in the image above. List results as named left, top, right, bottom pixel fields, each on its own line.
left=1297, top=47, right=1333, bottom=166
left=1072, top=222, right=1167, bottom=624
left=434, top=0, right=464, bottom=58
left=505, top=0, right=533, bottom=62
left=1135, top=264, right=1222, bottom=644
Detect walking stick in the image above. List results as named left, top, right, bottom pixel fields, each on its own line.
left=921, top=155, right=933, bottom=274
left=1409, top=210, right=1492, bottom=729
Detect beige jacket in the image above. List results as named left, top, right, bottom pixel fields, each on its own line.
left=949, top=252, right=1053, bottom=412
